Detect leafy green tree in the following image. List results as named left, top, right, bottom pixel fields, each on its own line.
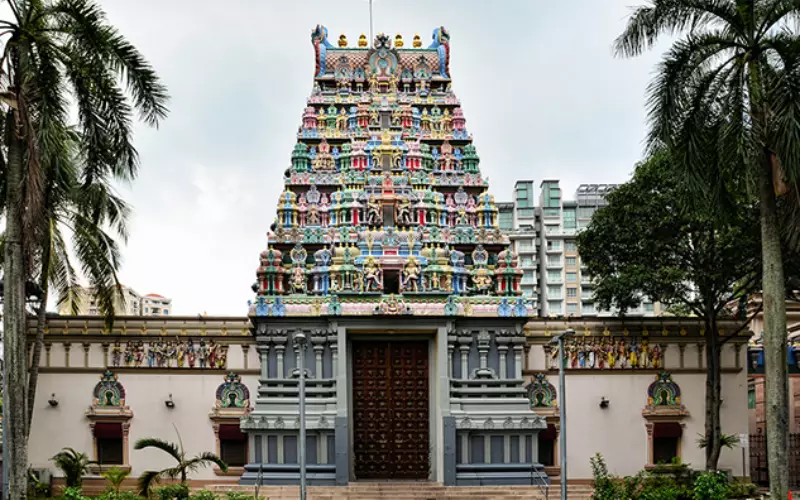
left=51, top=447, right=95, bottom=489
left=577, top=152, right=793, bottom=470
left=0, top=1, right=167, bottom=496
left=614, top=2, right=800, bottom=496
left=134, top=432, right=228, bottom=497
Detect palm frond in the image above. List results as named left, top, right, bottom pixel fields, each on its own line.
left=136, top=469, right=162, bottom=497
left=133, top=438, right=182, bottom=462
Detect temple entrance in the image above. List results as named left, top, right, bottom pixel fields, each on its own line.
left=351, top=340, right=430, bottom=480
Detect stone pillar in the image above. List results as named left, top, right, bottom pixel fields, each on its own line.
left=497, top=343, right=509, bottom=380
left=678, top=344, right=686, bottom=369
left=513, top=339, right=525, bottom=380
left=459, top=342, right=470, bottom=380
left=257, top=345, right=270, bottom=380
left=447, top=340, right=455, bottom=378
left=334, top=325, right=349, bottom=485
left=242, top=344, right=250, bottom=370
left=274, top=336, right=287, bottom=379
left=329, top=331, right=338, bottom=378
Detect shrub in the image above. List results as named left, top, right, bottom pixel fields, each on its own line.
left=102, top=466, right=131, bottom=496
left=692, top=471, right=728, bottom=500
left=153, top=484, right=190, bottom=500
left=51, top=448, right=95, bottom=489
left=590, top=453, right=619, bottom=500
left=61, top=487, right=87, bottom=500
left=726, top=481, right=757, bottom=499
left=224, top=493, right=254, bottom=500
left=191, top=491, right=219, bottom=500
left=98, top=492, right=142, bottom=500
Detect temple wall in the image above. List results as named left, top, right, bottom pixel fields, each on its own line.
left=555, top=370, right=747, bottom=479
left=30, top=371, right=259, bottom=481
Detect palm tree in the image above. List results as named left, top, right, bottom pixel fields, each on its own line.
left=134, top=431, right=228, bottom=497
left=614, top=2, right=800, bottom=496
left=19, top=129, right=131, bottom=434
left=0, top=0, right=168, bottom=496
left=101, top=465, right=131, bottom=497
left=51, top=447, right=95, bottom=489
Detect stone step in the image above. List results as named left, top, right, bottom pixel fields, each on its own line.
left=208, top=483, right=595, bottom=500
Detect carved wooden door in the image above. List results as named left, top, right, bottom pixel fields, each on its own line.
left=352, top=340, right=429, bottom=480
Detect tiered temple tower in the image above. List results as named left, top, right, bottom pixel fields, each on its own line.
left=241, top=26, right=546, bottom=487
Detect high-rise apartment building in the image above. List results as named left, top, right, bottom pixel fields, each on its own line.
left=57, top=285, right=172, bottom=316
left=501, top=180, right=658, bottom=317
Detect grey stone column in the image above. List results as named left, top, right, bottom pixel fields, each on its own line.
left=512, top=338, right=525, bottom=380
left=334, top=325, right=349, bottom=485
left=257, top=344, right=270, bottom=380
left=459, top=340, right=470, bottom=380
left=274, top=334, right=287, bottom=378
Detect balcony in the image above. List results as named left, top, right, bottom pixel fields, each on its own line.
left=546, top=260, right=563, bottom=269
left=517, top=246, right=536, bottom=254
left=545, top=246, right=562, bottom=254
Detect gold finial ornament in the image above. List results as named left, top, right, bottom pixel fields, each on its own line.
left=358, top=33, right=367, bottom=47
left=413, top=33, right=422, bottom=48
left=394, top=34, right=404, bottom=47
left=338, top=34, right=348, bottom=47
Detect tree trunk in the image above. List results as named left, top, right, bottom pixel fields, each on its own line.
left=3, top=109, right=29, bottom=500
left=704, top=319, right=723, bottom=471
left=26, top=234, right=49, bottom=438
left=760, top=153, right=790, bottom=499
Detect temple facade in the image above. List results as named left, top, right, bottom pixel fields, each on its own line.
left=26, top=26, right=752, bottom=494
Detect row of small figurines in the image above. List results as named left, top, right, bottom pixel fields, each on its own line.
left=546, top=338, right=664, bottom=370
left=110, top=339, right=228, bottom=369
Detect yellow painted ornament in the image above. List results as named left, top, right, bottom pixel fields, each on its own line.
left=413, top=34, right=422, bottom=48
left=338, top=34, right=348, bottom=47
left=358, top=33, right=367, bottom=47
left=394, top=34, right=404, bottom=47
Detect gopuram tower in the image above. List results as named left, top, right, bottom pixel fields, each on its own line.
left=241, top=26, right=547, bottom=487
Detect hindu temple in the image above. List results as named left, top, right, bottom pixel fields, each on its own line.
left=241, top=25, right=543, bottom=486
left=25, top=26, right=752, bottom=495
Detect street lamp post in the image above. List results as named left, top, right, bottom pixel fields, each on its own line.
left=294, top=332, right=308, bottom=500
left=551, top=328, right=575, bottom=500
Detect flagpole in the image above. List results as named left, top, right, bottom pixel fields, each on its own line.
left=369, top=0, right=373, bottom=44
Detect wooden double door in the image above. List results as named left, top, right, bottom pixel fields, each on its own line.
left=351, top=340, right=430, bottom=480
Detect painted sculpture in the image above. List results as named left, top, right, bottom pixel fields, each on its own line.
left=250, top=25, right=529, bottom=318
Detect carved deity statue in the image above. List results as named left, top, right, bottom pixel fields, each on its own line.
left=650, top=344, right=663, bottom=369
left=198, top=340, right=208, bottom=368
left=362, top=256, right=383, bottom=292
left=396, top=197, right=413, bottom=225
left=208, top=339, right=219, bottom=367
left=111, top=342, right=122, bottom=367
left=187, top=341, right=196, bottom=368
left=291, top=266, right=306, bottom=293
left=401, top=257, right=421, bottom=292
left=472, top=268, right=492, bottom=292
left=366, top=196, right=382, bottom=226
left=176, top=341, right=186, bottom=368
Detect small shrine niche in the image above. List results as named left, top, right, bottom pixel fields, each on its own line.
left=642, top=372, right=689, bottom=467
left=528, top=374, right=557, bottom=410
left=209, top=372, right=252, bottom=472
left=527, top=373, right=560, bottom=472
left=85, top=370, right=133, bottom=470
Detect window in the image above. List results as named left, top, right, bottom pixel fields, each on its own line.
left=566, top=257, right=577, bottom=267
left=566, top=273, right=577, bottom=283
left=545, top=225, right=558, bottom=234
left=547, top=286, right=562, bottom=299
left=563, top=209, right=576, bottom=230
left=163, top=309, right=169, bottom=315
left=652, top=423, right=682, bottom=464
left=748, top=387, right=756, bottom=409
left=218, top=424, right=248, bottom=467
left=644, top=302, right=654, bottom=313
left=522, top=286, right=536, bottom=298
left=567, top=287, right=577, bottom=298
left=565, top=241, right=577, bottom=252
left=520, top=257, right=534, bottom=267
left=546, top=240, right=561, bottom=251
left=543, top=208, right=560, bottom=218
left=567, top=303, right=578, bottom=314
left=517, top=208, right=535, bottom=218
left=499, top=212, right=513, bottom=230
left=578, top=207, right=595, bottom=219
left=94, top=423, right=124, bottom=465
left=582, top=302, right=595, bottom=314
left=547, top=271, right=561, bottom=282
left=548, top=302, right=562, bottom=314
left=547, top=255, right=561, bottom=266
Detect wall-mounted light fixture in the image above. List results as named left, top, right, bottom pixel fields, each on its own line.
left=165, top=394, right=175, bottom=409
left=599, top=397, right=610, bottom=409
left=48, top=393, right=59, bottom=407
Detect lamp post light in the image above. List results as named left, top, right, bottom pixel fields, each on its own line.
left=551, top=327, right=575, bottom=500
left=294, top=332, right=308, bottom=500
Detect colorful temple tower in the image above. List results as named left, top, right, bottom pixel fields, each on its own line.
left=242, top=26, right=546, bottom=486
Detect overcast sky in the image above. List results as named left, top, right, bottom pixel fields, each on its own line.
left=94, top=0, right=667, bottom=316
